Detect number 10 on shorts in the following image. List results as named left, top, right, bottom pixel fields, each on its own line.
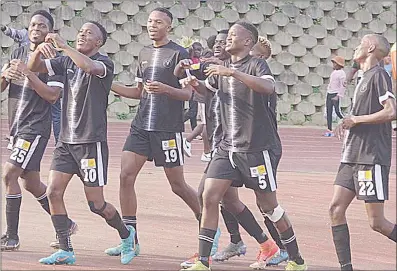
left=81, top=158, right=97, bottom=183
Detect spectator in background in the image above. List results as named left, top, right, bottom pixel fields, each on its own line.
left=206, top=34, right=216, bottom=50
left=1, top=24, right=61, bottom=144
left=325, top=56, right=346, bottom=137
left=183, top=42, right=203, bottom=133
left=383, top=53, right=392, bottom=77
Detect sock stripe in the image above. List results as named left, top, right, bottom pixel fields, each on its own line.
left=199, top=235, right=214, bottom=243
left=281, top=235, right=296, bottom=245
left=6, top=194, right=22, bottom=199
left=122, top=219, right=136, bottom=224
left=36, top=193, right=47, bottom=201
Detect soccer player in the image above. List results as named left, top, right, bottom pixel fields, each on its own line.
left=213, top=36, right=289, bottom=266
left=330, top=34, right=396, bottom=271
left=27, top=22, right=135, bottom=265
left=104, top=8, right=201, bottom=259
left=0, top=10, right=77, bottom=252
left=1, top=24, right=62, bottom=144
left=183, top=22, right=307, bottom=271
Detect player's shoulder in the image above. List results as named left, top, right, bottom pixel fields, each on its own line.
left=167, top=41, right=189, bottom=57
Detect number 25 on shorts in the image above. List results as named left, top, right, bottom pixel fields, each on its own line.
left=10, top=139, right=31, bottom=164
left=81, top=158, right=97, bottom=183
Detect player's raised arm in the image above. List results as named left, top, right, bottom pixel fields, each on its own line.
left=27, top=42, right=57, bottom=73
left=10, top=59, right=62, bottom=104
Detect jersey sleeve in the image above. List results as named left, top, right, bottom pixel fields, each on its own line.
left=255, top=59, right=275, bottom=83
left=375, top=70, right=395, bottom=105
left=204, top=75, right=219, bottom=92
left=44, top=56, right=68, bottom=76
left=46, top=74, right=64, bottom=90
left=94, top=56, right=114, bottom=79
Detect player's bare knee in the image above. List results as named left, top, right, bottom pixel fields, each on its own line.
left=368, top=217, right=386, bottom=233
left=203, top=190, right=221, bottom=210
left=329, top=202, right=343, bottom=221
left=3, top=167, right=19, bottom=187
left=88, top=200, right=108, bottom=219
left=170, top=180, right=186, bottom=197
left=119, top=170, right=137, bottom=188
left=47, top=185, right=63, bottom=202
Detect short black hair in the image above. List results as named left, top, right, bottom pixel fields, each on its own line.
left=235, top=21, right=258, bottom=45
left=219, top=29, right=229, bottom=35
left=152, top=7, right=173, bottom=23
left=31, top=10, right=54, bottom=30
left=87, top=21, right=107, bottom=46
left=207, top=35, right=216, bottom=49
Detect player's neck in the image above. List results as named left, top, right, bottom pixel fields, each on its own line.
left=29, top=42, right=38, bottom=52
left=230, top=51, right=250, bottom=63
left=361, top=55, right=380, bottom=72
left=153, top=37, right=170, bottom=48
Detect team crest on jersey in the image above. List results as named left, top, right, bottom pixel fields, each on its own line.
left=162, top=139, right=177, bottom=150
left=81, top=158, right=96, bottom=169
left=163, top=58, right=173, bottom=68
left=250, top=165, right=267, bottom=177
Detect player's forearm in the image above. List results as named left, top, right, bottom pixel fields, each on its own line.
left=231, top=70, right=274, bottom=94
left=193, top=80, right=210, bottom=96
left=354, top=101, right=396, bottom=125
left=0, top=77, right=9, bottom=92
left=174, top=64, right=185, bottom=78
left=346, top=68, right=358, bottom=83
left=111, top=82, right=142, bottom=99
left=63, top=46, right=103, bottom=76
left=25, top=71, right=61, bottom=103
left=167, top=86, right=193, bottom=101
left=27, top=50, right=48, bottom=73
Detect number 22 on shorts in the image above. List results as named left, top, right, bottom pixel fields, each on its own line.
left=358, top=170, right=375, bottom=196
left=81, top=158, right=97, bottom=183
left=162, top=139, right=178, bottom=163
left=10, top=139, right=31, bottom=164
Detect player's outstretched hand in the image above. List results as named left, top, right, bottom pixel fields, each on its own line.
left=201, top=56, right=223, bottom=65
left=144, top=80, right=170, bottom=94
left=180, top=75, right=199, bottom=88
left=36, top=42, right=57, bottom=59
left=342, top=116, right=357, bottom=129
left=334, top=123, right=345, bottom=141
left=205, top=64, right=233, bottom=77
left=178, top=59, right=193, bottom=70
left=1, top=62, right=24, bottom=81
left=9, top=59, right=30, bottom=76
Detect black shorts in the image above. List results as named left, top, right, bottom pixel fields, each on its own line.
left=334, top=163, right=389, bottom=202
left=51, top=141, right=108, bottom=187
left=206, top=147, right=281, bottom=192
left=123, top=126, right=184, bottom=168
left=7, top=134, right=48, bottom=172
